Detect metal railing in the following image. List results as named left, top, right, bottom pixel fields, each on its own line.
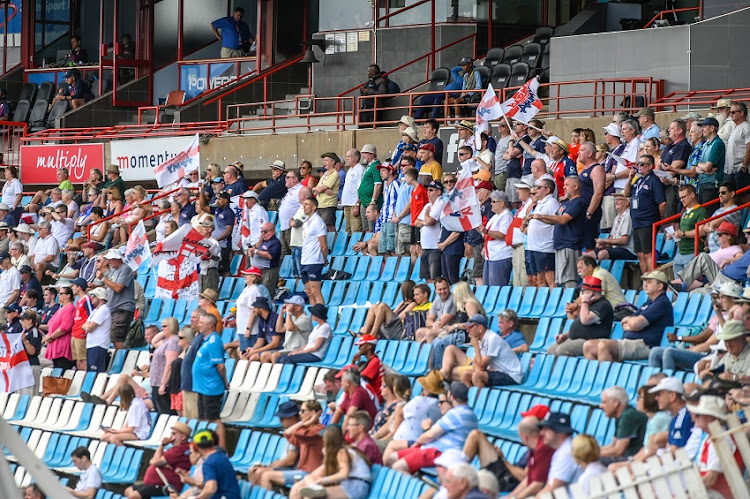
left=693, top=199, right=750, bottom=255
left=0, top=121, right=27, bottom=168
left=21, top=122, right=228, bottom=143
left=226, top=96, right=356, bottom=134
left=650, top=87, right=750, bottom=112
left=643, top=7, right=701, bottom=28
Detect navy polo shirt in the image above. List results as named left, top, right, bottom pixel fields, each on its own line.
left=223, top=179, right=248, bottom=197
left=178, top=202, right=197, bottom=226
left=211, top=205, right=235, bottom=248
left=517, top=135, right=545, bottom=176
left=553, top=197, right=587, bottom=250
left=661, top=138, right=692, bottom=168
left=257, top=236, right=282, bottom=268
left=624, top=292, right=673, bottom=347
left=258, top=176, right=287, bottom=202
left=180, top=333, right=204, bottom=392
left=630, top=172, right=666, bottom=229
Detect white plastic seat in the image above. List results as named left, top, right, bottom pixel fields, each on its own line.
left=57, top=401, right=87, bottom=431
left=68, top=404, right=106, bottom=435
left=220, top=391, right=241, bottom=420
left=290, top=367, right=320, bottom=401
left=33, top=431, right=52, bottom=459
left=28, top=397, right=63, bottom=429
left=50, top=399, right=77, bottom=429
left=63, top=370, right=87, bottom=397
left=229, top=359, right=250, bottom=389
left=247, top=363, right=273, bottom=392
left=120, top=350, right=141, bottom=375
left=15, top=395, right=43, bottom=427
left=226, top=392, right=262, bottom=423
left=259, top=364, right=285, bottom=392
left=88, top=373, right=109, bottom=398
left=127, top=414, right=176, bottom=448
left=2, top=394, right=21, bottom=419
left=239, top=362, right=262, bottom=391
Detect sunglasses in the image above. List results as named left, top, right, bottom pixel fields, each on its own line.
left=444, top=180, right=456, bottom=184
left=178, top=336, right=186, bottom=340
left=638, top=162, right=652, bottom=166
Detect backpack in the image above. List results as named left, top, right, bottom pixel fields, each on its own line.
left=124, top=316, right=146, bottom=348
left=385, top=78, right=400, bottom=94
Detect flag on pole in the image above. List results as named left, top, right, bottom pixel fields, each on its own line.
left=500, top=77, right=543, bottom=124
left=0, top=333, right=34, bottom=393
left=475, top=83, right=503, bottom=148
left=440, top=161, right=482, bottom=232
left=123, top=221, right=151, bottom=271
left=151, top=223, right=209, bottom=300
left=153, top=133, right=200, bottom=188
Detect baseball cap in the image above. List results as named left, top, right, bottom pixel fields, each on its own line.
left=355, top=334, right=378, bottom=346
left=284, top=295, right=305, bottom=306
left=212, top=176, right=224, bottom=183
left=681, top=111, right=702, bottom=121
left=0, top=251, right=10, bottom=261
left=475, top=181, right=494, bottom=191
left=402, top=143, right=418, bottom=152
left=240, top=266, right=262, bottom=276
left=103, top=249, right=123, bottom=260
left=603, top=123, right=622, bottom=138
left=462, top=314, right=489, bottom=329
left=216, top=191, right=231, bottom=200
left=697, top=117, right=720, bottom=128
left=648, top=377, right=684, bottom=395
left=419, top=143, right=436, bottom=153
left=70, top=278, right=88, bottom=290
left=64, top=70, right=77, bottom=78
left=427, top=180, right=444, bottom=191
left=82, top=241, right=100, bottom=250
left=4, top=303, right=21, bottom=313
left=19, top=265, right=32, bottom=274
left=521, top=404, right=550, bottom=419
left=635, top=107, right=655, bottom=118
left=459, top=56, right=473, bottom=65
left=274, top=401, right=300, bottom=419
left=434, top=448, right=468, bottom=468
left=377, top=162, right=395, bottom=172
left=251, top=297, right=271, bottom=310
left=641, top=270, right=669, bottom=285
left=537, top=412, right=574, bottom=434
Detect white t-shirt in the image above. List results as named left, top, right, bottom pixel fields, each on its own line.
left=67, top=200, right=80, bottom=220
left=236, top=284, right=265, bottom=337
left=1, top=178, right=22, bottom=208
left=480, top=331, right=522, bottom=383
left=278, top=184, right=302, bottom=231
left=75, top=464, right=103, bottom=492
left=301, top=213, right=327, bottom=265
left=610, top=209, right=635, bottom=254
left=50, top=218, right=75, bottom=247
left=616, top=138, right=640, bottom=191
left=86, top=304, right=112, bottom=349
left=0, top=266, right=20, bottom=306
left=527, top=195, right=560, bottom=253
left=725, top=121, right=750, bottom=175
left=127, top=396, right=152, bottom=440
left=484, top=210, right=513, bottom=261
left=32, top=234, right=59, bottom=265
left=393, top=395, right=441, bottom=442
left=285, top=313, right=313, bottom=351
left=305, top=322, right=332, bottom=359
left=548, top=437, right=583, bottom=485
left=290, top=206, right=309, bottom=248
left=341, top=164, right=365, bottom=206
left=418, top=200, right=444, bottom=250
left=575, top=461, right=607, bottom=496
left=241, top=203, right=269, bottom=249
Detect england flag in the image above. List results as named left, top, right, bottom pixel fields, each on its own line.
left=475, top=84, right=503, bottom=148
left=440, top=161, right=482, bottom=233
left=500, top=77, right=543, bottom=124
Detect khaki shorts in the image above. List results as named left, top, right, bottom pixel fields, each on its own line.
left=395, top=223, right=414, bottom=255
left=71, top=337, right=87, bottom=361
left=618, top=339, right=650, bottom=361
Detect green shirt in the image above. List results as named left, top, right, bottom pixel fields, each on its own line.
left=678, top=205, right=708, bottom=255
left=357, top=160, right=383, bottom=207
left=615, top=405, right=648, bottom=457
left=102, top=176, right=126, bottom=200
left=698, top=135, right=725, bottom=186
left=58, top=180, right=74, bottom=191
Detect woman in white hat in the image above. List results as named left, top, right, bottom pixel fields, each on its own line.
left=223, top=266, right=271, bottom=358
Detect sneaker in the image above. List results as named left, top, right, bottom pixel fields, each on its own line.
left=91, top=395, right=108, bottom=406
left=80, top=392, right=92, bottom=403
left=299, top=484, right=327, bottom=498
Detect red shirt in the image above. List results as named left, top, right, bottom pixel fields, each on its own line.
left=143, top=442, right=192, bottom=489
left=527, top=438, right=556, bottom=485
left=410, top=183, right=428, bottom=225
left=568, top=143, right=580, bottom=163
left=72, top=295, right=94, bottom=339
left=340, top=386, right=377, bottom=422
left=360, top=355, right=384, bottom=403
left=354, top=434, right=383, bottom=465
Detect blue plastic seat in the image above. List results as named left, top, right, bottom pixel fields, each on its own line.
left=143, top=298, right=163, bottom=324
left=332, top=231, right=348, bottom=256
left=345, top=233, right=363, bottom=256
left=219, top=277, right=236, bottom=301
left=279, top=255, right=293, bottom=278
left=517, top=287, right=537, bottom=317
left=395, top=257, right=411, bottom=281
left=552, top=288, right=576, bottom=317
left=364, top=255, right=384, bottom=280
left=380, top=256, right=398, bottom=281
left=409, top=258, right=422, bottom=281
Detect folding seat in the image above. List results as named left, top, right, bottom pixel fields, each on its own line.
left=570, top=404, right=591, bottom=435
left=238, top=361, right=263, bottom=391
left=409, top=258, right=421, bottom=281
left=345, top=234, right=363, bottom=256
left=534, top=26, right=554, bottom=45
left=521, top=42, right=543, bottom=67
left=279, top=255, right=293, bottom=278
left=489, top=286, right=512, bottom=314
left=351, top=257, right=370, bottom=281
left=490, top=63, right=512, bottom=90
left=331, top=231, right=348, bottom=256
left=349, top=308, right=369, bottom=333
left=502, top=45, right=524, bottom=65
left=610, top=260, right=626, bottom=282
left=328, top=281, right=348, bottom=307
left=143, top=298, right=163, bottom=325
left=15, top=395, right=43, bottom=427
left=263, top=364, right=292, bottom=393
left=508, top=62, right=531, bottom=88
left=528, top=317, right=553, bottom=353
left=394, top=257, right=411, bottom=282
left=332, top=307, right=354, bottom=335
left=219, top=277, right=236, bottom=301
left=144, top=273, right=157, bottom=297
left=364, top=255, right=384, bottom=280
left=380, top=281, right=400, bottom=308
left=229, top=359, right=250, bottom=390
left=230, top=429, right=254, bottom=469
left=50, top=399, right=78, bottom=429
left=517, top=287, right=537, bottom=317
left=506, top=286, right=524, bottom=312
left=553, top=288, right=576, bottom=317
left=380, top=256, right=398, bottom=281
left=670, top=292, right=689, bottom=325
left=401, top=342, right=431, bottom=376
left=483, top=47, right=505, bottom=68
left=475, top=389, right=500, bottom=427
left=688, top=295, right=713, bottom=327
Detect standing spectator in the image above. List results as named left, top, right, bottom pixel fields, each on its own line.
left=456, top=123, right=476, bottom=157
left=548, top=276, right=614, bottom=357
left=714, top=98, right=735, bottom=145
left=277, top=170, right=302, bottom=258
left=299, top=160, right=319, bottom=188
left=544, top=137, right=576, bottom=196
left=19, top=310, right=42, bottom=395
left=494, top=120, right=512, bottom=190
left=438, top=176, right=464, bottom=285
left=342, top=149, right=364, bottom=233
left=598, top=386, right=648, bottom=463
left=70, top=278, right=92, bottom=372
left=419, top=119, right=445, bottom=165
left=74, top=242, right=100, bottom=284
left=535, top=413, right=583, bottom=496
left=150, top=317, right=180, bottom=415
left=623, top=154, right=666, bottom=274
left=661, top=119, right=693, bottom=212
left=101, top=384, right=151, bottom=446
left=224, top=267, right=268, bottom=356
left=19, top=265, right=43, bottom=309
left=191, top=429, right=241, bottom=499
left=392, top=162, right=417, bottom=257
left=209, top=191, right=235, bottom=275
left=195, top=217, right=220, bottom=294
left=357, top=145, right=383, bottom=232
left=288, top=187, right=312, bottom=281
left=377, top=163, right=399, bottom=255
left=418, top=143, right=443, bottom=185
left=669, top=184, right=708, bottom=275
left=531, top=176, right=586, bottom=288
left=169, top=326, right=194, bottom=416
left=193, top=313, right=229, bottom=447
left=584, top=270, right=673, bottom=362
left=278, top=304, right=332, bottom=364
left=620, top=120, right=641, bottom=165
left=240, top=190, right=269, bottom=253
left=578, top=142, right=606, bottom=252
left=508, top=181, right=533, bottom=287
left=222, top=161, right=248, bottom=197
left=37, top=286, right=59, bottom=332
left=67, top=446, right=102, bottom=499
left=525, top=178, right=560, bottom=288
left=636, top=107, right=661, bottom=141
left=299, top=197, right=328, bottom=305
left=97, top=249, right=135, bottom=350
left=649, top=377, right=693, bottom=453
left=211, top=7, right=254, bottom=58
left=464, top=181, right=493, bottom=285
left=313, top=152, right=341, bottom=231
left=602, top=123, right=626, bottom=222
left=481, top=190, right=513, bottom=286
left=392, top=115, right=416, bottom=165
left=249, top=222, right=281, bottom=297
left=180, top=307, right=206, bottom=420
left=2, top=166, right=22, bottom=226
left=695, top=117, right=726, bottom=209
left=724, top=102, right=750, bottom=190
left=198, top=289, right=223, bottom=333
left=0, top=251, right=19, bottom=319
left=82, top=287, right=111, bottom=373
left=593, top=193, right=636, bottom=261
left=42, top=287, right=75, bottom=369
left=415, top=180, right=445, bottom=282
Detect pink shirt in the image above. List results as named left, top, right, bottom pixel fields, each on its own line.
left=710, top=245, right=742, bottom=267
left=44, top=302, right=75, bottom=361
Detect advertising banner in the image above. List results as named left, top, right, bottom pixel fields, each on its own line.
left=20, top=143, right=104, bottom=184
left=180, top=61, right=238, bottom=100
left=109, top=135, right=194, bottom=182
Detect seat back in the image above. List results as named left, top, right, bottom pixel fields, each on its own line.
left=490, top=63, right=512, bottom=89
left=164, top=90, right=186, bottom=107
left=483, top=47, right=505, bottom=68
left=428, top=67, right=451, bottom=92
left=36, top=81, right=56, bottom=104
left=18, top=82, right=37, bottom=103
left=509, top=62, right=530, bottom=88
left=540, top=43, right=550, bottom=69
left=12, top=100, right=30, bottom=122
left=534, top=26, right=554, bottom=44
left=27, top=99, right=50, bottom=128
left=502, top=44, right=524, bottom=65
left=521, top=42, right=542, bottom=67
left=47, top=99, right=70, bottom=123
left=474, top=65, right=492, bottom=89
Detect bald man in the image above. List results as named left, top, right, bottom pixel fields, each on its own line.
left=248, top=221, right=282, bottom=296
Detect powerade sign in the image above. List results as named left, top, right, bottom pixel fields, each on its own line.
left=180, top=62, right=237, bottom=100
left=36, top=0, right=69, bottom=22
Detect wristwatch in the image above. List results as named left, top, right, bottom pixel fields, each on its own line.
left=676, top=335, right=683, bottom=342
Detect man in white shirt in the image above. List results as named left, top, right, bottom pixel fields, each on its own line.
left=536, top=413, right=583, bottom=496
left=0, top=251, right=20, bottom=323
left=289, top=187, right=312, bottom=281
left=724, top=102, right=750, bottom=190
left=277, top=169, right=302, bottom=258
left=414, top=180, right=445, bottom=282
left=297, top=197, right=328, bottom=305
left=82, top=286, right=112, bottom=373
left=525, top=178, right=560, bottom=288
left=46, top=204, right=75, bottom=248
left=67, top=446, right=102, bottom=499
left=341, top=149, right=365, bottom=233
left=620, top=120, right=641, bottom=165
left=31, top=221, right=59, bottom=281
left=240, top=190, right=269, bottom=255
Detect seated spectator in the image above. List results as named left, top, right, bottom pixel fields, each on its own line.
left=439, top=314, right=523, bottom=387
left=583, top=270, right=673, bottom=362
left=351, top=334, right=384, bottom=402
left=549, top=276, right=614, bottom=357
left=85, top=365, right=153, bottom=410
left=0, top=88, right=10, bottom=120
left=359, top=281, right=431, bottom=339
left=571, top=435, right=607, bottom=496
left=278, top=304, right=332, bottom=364
left=254, top=160, right=288, bottom=208
left=598, top=386, right=647, bottom=463
left=124, top=421, right=192, bottom=499
left=700, top=181, right=740, bottom=246
left=0, top=205, right=13, bottom=228
left=535, top=413, right=583, bottom=496
left=684, top=395, right=740, bottom=497
left=190, top=429, right=241, bottom=499
left=32, top=222, right=60, bottom=282
left=23, top=484, right=44, bottom=499
left=242, top=297, right=281, bottom=362
left=442, top=463, right=485, bottom=499
left=382, top=370, right=442, bottom=463
left=414, top=278, right=456, bottom=344
left=67, top=446, right=102, bottom=499
left=673, top=221, right=744, bottom=291
left=648, top=377, right=693, bottom=453
left=358, top=64, right=387, bottom=125
left=54, top=69, right=94, bottom=110
left=417, top=448, right=468, bottom=499
left=698, top=320, right=750, bottom=383
left=429, top=281, right=484, bottom=368
left=352, top=203, right=381, bottom=255
left=387, top=381, right=478, bottom=475
left=42, top=205, right=75, bottom=249
left=591, top=192, right=636, bottom=261
left=414, top=65, right=462, bottom=120
left=290, top=425, right=372, bottom=499
left=347, top=410, right=383, bottom=465
left=100, top=384, right=151, bottom=446
left=10, top=241, right=32, bottom=271
left=262, top=295, right=313, bottom=363
left=446, top=57, right=481, bottom=120
left=650, top=281, right=740, bottom=371
left=371, top=374, right=411, bottom=450
left=251, top=400, right=325, bottom=490
left=247, top=401, right=301, bottom=485
left=331, top=367, right=377, bottom=429
left=20, top=266, right=43, bottom=309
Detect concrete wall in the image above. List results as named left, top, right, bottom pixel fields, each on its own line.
left=689, top=7, right=750, bottom=90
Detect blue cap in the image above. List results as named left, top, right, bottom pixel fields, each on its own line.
left=537, top=412, right=574, bottom=434
left=212, top=176, right=224, bottom=183
left=274, top=401, right=299, bottom=419
left=4, top=303, right=21, bottom=313
left=402, top=143, right=418, bottom=152
left=71, top=278, right=88, bottom=290
left=697, top=117, right=720, bottom=128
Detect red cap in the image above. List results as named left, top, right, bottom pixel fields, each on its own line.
left=355, top=334, right=378, bottom=346
left=521, top=404, right=550, bottom=419
left=716, top=221, right=738, bottom=237
left=377, top=162, right=395, bottom=172
left=241, top=266, right=262, bottom=277
left=334, top=364, right=357, bottom=379
left=581, top=276, right=603, bottom=292
left=419, top=143, right=436, bottom=153
left=475, top=181, right=494, bottom=191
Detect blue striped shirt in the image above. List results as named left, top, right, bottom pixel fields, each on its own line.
left=428, top=405, right=478, bottom=452
left=380, top=178, right=400, bottom=223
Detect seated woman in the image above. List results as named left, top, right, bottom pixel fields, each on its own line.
left=118, top=186, right=152, bottom=244
left=289, top=425, right=372, bottom=499
left=359, top=281, right=431, bottom=339
left=83, top=367, right=155, bottom=411
left=62, top=188, right=80, bottom=220
left=371, top=374, right=411, bottom=452
left=75, top=187, right=102, bottom=229
left=100, top=384, right=152, bottom=446
left=672, top=221, right=744, bottom=291
left=572, top=435, right=607, bottom=496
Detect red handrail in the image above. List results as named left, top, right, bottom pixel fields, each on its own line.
left=87, top=186, right=181, bottom=241
left=643, top=7, right=700, bottom=28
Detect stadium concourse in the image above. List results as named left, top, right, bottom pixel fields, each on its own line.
left=4, top=110, right=750, bottom=499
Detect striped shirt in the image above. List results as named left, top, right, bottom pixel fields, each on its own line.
left=428, top=405, right=478, bottom=452
left=380, top=178, right=400, bottom=224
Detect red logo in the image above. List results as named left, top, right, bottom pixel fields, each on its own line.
left=21, top=144, right=105, bottom=184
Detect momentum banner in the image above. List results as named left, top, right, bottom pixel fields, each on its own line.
left=109, top=135, right=195, bottom=182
